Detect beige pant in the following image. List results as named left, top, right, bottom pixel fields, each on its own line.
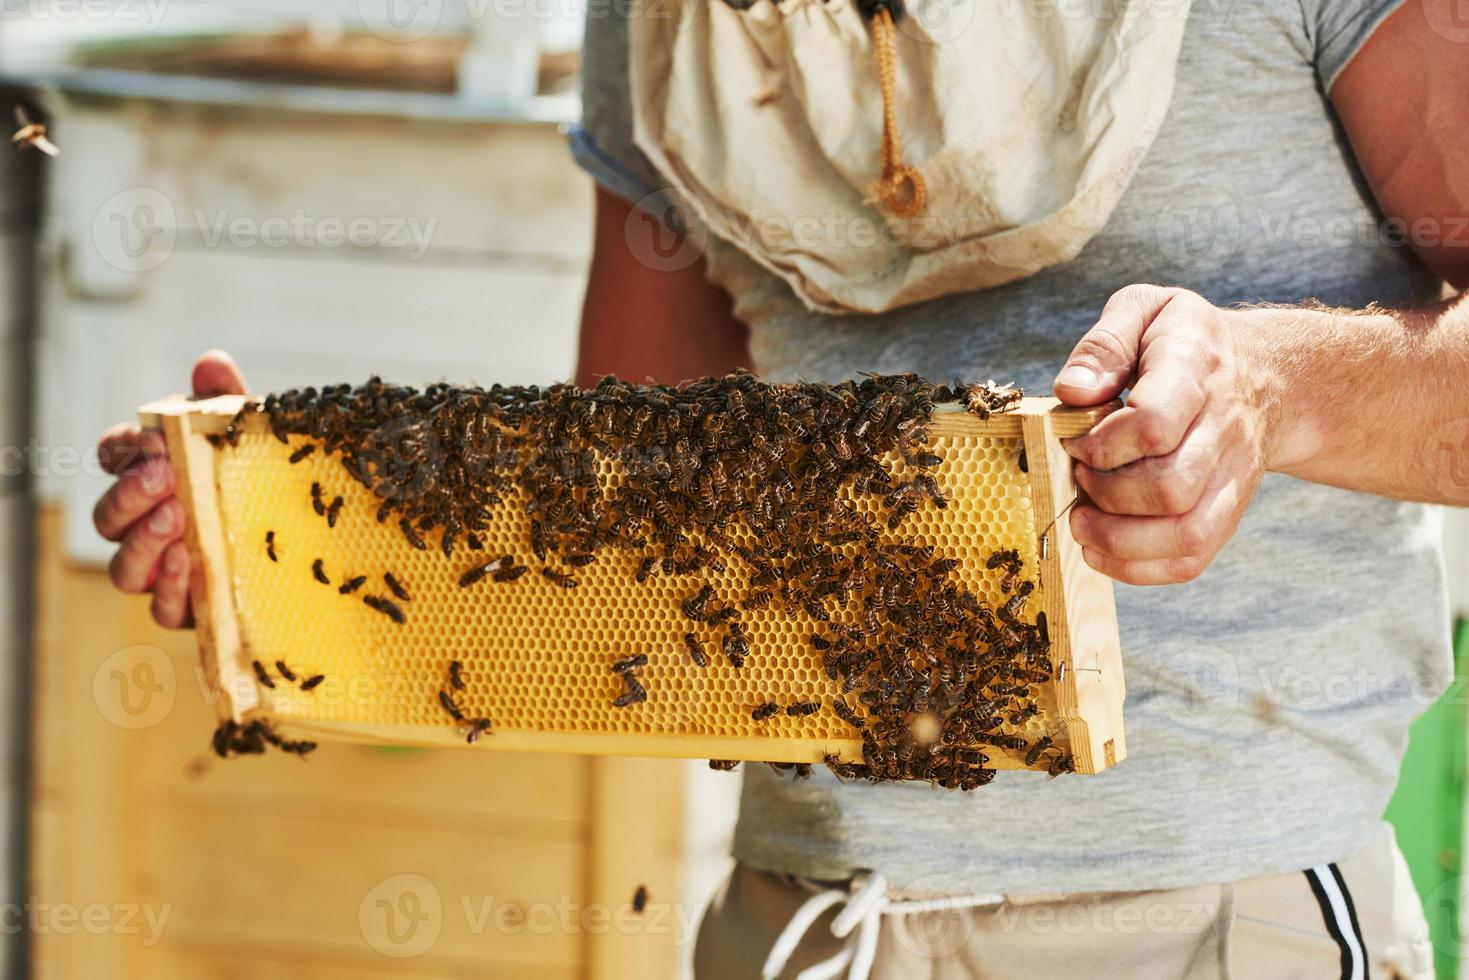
left=694, top=825, right=1433, bottom=979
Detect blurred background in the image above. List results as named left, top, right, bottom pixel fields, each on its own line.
left=0, top=1, right=1464, bottom=977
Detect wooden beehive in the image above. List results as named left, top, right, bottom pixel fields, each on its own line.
left=140, top=393, right=1126, bottom=775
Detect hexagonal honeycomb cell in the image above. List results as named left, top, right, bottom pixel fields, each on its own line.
left=143, top=395, right=1125, bottom=775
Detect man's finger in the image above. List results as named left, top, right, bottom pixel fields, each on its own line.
left=151, top=541, right=194, bottom=629
left=1053, top=284, right=1178, bottom=407
left=1063, top=333, right=1208, bottom=470
left=107, top=499, right=184, bottom=593
left=1071, top=421, right=1215, bottom=517
left=97, top=424, right=166, bottom=476
left=1079, top=549, right=1210, bottom=587
left=94, top=457, right=176, bottom=542
left=1070, top=475, right=1243, bottom=561
left=192, top=349, right=248, bottom=397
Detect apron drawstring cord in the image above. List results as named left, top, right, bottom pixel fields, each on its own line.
left=867, top=2, right=926, bottom=218
left=762, top=872, right=1005, bottom=980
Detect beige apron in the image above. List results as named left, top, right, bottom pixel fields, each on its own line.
left=629, top=0, right=1193, bottom=315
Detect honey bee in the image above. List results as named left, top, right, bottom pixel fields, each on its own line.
left=465, top=718, right=492, bottom=744
left=384, top=573, right=412, bottom=602
left=1047, top=752, right=1075, bottom=778
left=683, top=633, right=709, bottom=668
left=681, top=585, right=713, bottom=621
left=300, top=674, right=325, bottom=692
left=312, top=559, right=330, bottom=585
left=613, top=674, right=647, bottom=707
left=541, top=568, right=578, bottom=589
left=785, top=701, right=820, bottom=717
left=611, top=653, right=649, bottom=673
left=338, top=574, right=366, bottom=595
left=742, top=590, right=774, bottom=610
left=311, top=482, right=325, bottom=516
left=458, top=557, right=506, bottom=588
left=326, top=496, right=344, bottom=528
left=252, top=660, right=275, bottom=689
left=751, top=702, right=779, bottom=721
left=494, top=563, right=529, bottom=583
left=635, top=556, right=657, bottom=583
left=439, top=690, right=465, bottom=722
left=708, top=759, right=740, bottom=771
left=363, top=594, right=406, bottom=624
left=449, top=660, right=466, bottom=691
left=1025, top=735, right=1053, bottom=766
left=275, top=660, right=297, bottom=683
left=289, top=443, right=315, bottom=464
left=632, top=885, right=648, bottom=914
left=265, top=530, right=277, bottom=562
left=1036, top=610, right=1049, bottom=647
left=566, top=552, right=596, bottom=567
left=831, top=699, right=866, bottom=730
left=399, top=518, right=426, bottom=551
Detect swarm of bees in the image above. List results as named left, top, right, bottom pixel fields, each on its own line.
left=212, top=370, right=1075, bottom=786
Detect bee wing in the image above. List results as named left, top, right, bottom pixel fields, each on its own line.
left=13, top=104, right=30, bottom=127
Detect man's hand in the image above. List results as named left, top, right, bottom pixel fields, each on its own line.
left=94, top=350, right=248, bottom=627
left=1052, top=285, right=1282, bottom=586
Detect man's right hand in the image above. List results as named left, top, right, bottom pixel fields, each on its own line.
left=93, top=350, right=248, bottom=628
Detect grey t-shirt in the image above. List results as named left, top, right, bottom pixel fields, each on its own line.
left=571, top=0, right=1454, bottom=893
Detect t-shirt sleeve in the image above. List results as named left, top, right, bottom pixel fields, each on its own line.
left=569, top=13, right=667, bottom=205
left=1305, top=0, right=1406, bottom=91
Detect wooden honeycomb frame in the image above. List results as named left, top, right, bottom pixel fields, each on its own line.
left=140, top=394, right=1126, bottom=775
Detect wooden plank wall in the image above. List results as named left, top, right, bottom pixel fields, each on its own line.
left=30, top=504, right=689, bottom=978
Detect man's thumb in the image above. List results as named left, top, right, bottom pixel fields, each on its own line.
left=191, top=349, right=248, bottom=397
left=1053, top=285, right=1170, bottom=406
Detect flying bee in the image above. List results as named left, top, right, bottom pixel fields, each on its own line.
left=363, top=594, right=406, bottom=624
left=750, top=702, right=779, bottom=721
left=252, top=660, right=275, bottom=689
left=384, top=573, right=412, bottom=602
left=289, top=443, right=315, bottom=464
left=275, top=660, right=297, bottom=683
left=708, top=759, right=740, bottom=771
left=465, top=718, right=492, bottom=744
left=300, top=674, right=325, bottom=692
left=338, top=575, right=366, bottom=595
left=1025, top=735, right=1053, bottom=767
left=312, top=559, right=330, bottom=585
left=611, top=653, right=649, bottom=674
left=785, top=701, right=821, bottom=717
left=265, top=530, right=277, bottom=562
left=311, top=482, right=325, bottom=516
left=449, top=660, right=466, bottom=690
left=439, top=690, right=465, bottom=722
left=458, top=557, right=506, bottom=588
left=684, top=633, right=709, bottom=668
left=542, top=568, right=578, bottom=589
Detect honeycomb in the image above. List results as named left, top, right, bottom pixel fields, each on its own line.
left=210, top=413, right=1061, bottom=770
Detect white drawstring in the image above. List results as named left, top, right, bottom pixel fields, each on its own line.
left=761, top=872, right=1005, bottom=980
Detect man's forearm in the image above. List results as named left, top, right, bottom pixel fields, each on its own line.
left=1257, top=292, right=1469, bottom=504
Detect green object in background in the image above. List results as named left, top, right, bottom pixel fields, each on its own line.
left=1385, top=619, right=1469, bottom=980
